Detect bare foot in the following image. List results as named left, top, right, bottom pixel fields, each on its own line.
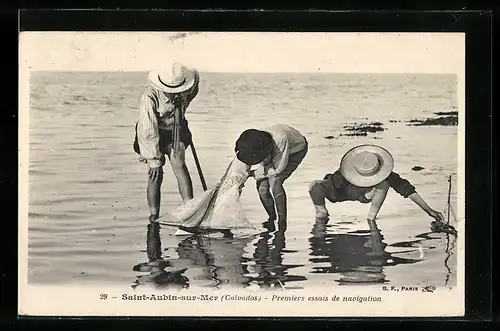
left=262, top=220, right=276, bottom=232
left=314, top=205, right=329, bottom=219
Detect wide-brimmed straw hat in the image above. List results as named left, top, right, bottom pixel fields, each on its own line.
left=234, top=129, right=274, bottom=166
left=148, top=63, right=196, bottom=94
left=339, top=144, right=394, bottom=188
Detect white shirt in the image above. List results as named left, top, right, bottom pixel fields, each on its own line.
left=259, top=124, right=307, bottom=178
left=136, top=71, right=199, bottom=168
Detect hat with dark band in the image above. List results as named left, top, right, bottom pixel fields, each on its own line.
left=339, top=144, right=394, bottom=188
left=148, top=63, right=196, bottom=94
left=234, top=129, right=273, bottom=166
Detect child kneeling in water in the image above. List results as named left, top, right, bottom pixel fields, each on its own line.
left=308, top=144, right=447, bottom=231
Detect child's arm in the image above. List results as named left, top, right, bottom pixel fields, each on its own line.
left=266, top=134, right=289, bottom=178
left=137, top=93, right=164, bottom=169
left=367, top=181, right=390, bottom=221
left=251, top=164, right=267, bottom=180
left=408, top=192, right=445, bottom=222
left=388, top=172, right=444, bottom=222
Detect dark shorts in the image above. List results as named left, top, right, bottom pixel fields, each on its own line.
left=133, top=119, right=192, bottom=155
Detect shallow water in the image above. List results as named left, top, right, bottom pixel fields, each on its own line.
left=28, top=72, right=459, bottom=290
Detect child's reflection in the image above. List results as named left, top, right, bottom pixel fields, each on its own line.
left=175, top=234, right=254, bottom=288
left=250, top=227, right=307, bottom=289
left=131, top=223, right=190, bottom=289
left=309, top=218, right=418, bottom=285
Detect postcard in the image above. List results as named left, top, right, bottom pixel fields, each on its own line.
left=19, top=31, right=465, bottom=317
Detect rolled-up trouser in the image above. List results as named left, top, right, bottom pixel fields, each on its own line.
left=133, top=119, right=193, bottom=158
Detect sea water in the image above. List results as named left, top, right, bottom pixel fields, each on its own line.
left=28, top=72, right=459, bottom=289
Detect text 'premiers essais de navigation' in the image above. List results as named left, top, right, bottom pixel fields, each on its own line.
left=111, top=294, right=383, bottom=303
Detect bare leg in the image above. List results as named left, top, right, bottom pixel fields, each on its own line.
left=256, top=179, right=276, bottom=221
left=308, top=180, right=330, bottom=218
left=269, top=177, right=287, bottom=222
left=147, top=166, right=164, bottom=220
left=277, top=219, right=287, bottom=232
left=167, top=143, right=194, bottom=203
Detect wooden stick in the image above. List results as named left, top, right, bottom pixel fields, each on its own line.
left=190, top=141, right=208, bottom=191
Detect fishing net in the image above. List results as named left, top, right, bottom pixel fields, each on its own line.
left=158, top=158, right=257, bottom=233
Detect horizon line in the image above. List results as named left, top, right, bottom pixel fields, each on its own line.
left=28, top=70, right=457, bottom=75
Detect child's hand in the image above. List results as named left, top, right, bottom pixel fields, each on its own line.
left=427, top=209, right=445, bottom=222
left=253, top=166, right=267, bottom=181
left=160, top=116, right=175, bottom=127
left=430, top=220, right=458, bottom=236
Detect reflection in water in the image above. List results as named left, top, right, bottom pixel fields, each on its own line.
left=175, top=233, right=254, bottom=288
left=415, top=229, right=457, bottom=288
left=131, top=223, right=190, bottom=290
left=249, top=225, right=307, bottom=289
left=132, top=222, right=308, bottom=289
left=309, top=218, right=420, bottom=285
left=133, top=219, right=454, bottom=289
left=443, top=233, right=456, bottom=287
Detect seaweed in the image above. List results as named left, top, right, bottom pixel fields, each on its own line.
left=406, top=116, right=458, bottom=126
left=342, top=122, right=385, bottom=134
left=326, top=121, right=386, bottom=139
left=339, top=132, right=368, bottom=137
left=406, top=111, right=458, bottom=127
left=434, top=111, right=458, bottom=116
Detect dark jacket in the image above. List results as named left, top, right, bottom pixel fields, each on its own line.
left=322, top=171, right=416, bottom=203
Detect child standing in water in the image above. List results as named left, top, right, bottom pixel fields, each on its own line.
left=133, top=63, right=200, bottom=223
left=308, top=144, right=447, bottom=231
left=234, top=124, right=308, bottom=230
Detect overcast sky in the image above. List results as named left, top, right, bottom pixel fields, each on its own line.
left=19, top=32, right=464, bottom=74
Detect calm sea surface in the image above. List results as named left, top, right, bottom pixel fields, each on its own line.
left=28, top=72, right=459, bottom=290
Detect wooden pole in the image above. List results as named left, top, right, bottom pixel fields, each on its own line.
left=190, top=141, right=208, bottom=191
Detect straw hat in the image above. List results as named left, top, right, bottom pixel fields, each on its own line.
left=148, top=63, right=196, bottom=94
left=339, top=144, right=394, bottom=188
